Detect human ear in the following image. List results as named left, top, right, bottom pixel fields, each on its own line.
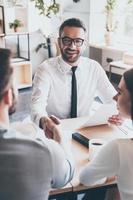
left=4, top=88, right=13, bottom=107
left=57, top=37, right=61, bottom=48
left=83, top=39, right=88, bottom=48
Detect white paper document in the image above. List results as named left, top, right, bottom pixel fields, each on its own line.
left=82, top=103, right=118, bottom=128
left=61, top=103, right=118, bottom=131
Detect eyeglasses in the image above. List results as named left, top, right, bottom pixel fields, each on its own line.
left=60, top=37, right=84, bottom=47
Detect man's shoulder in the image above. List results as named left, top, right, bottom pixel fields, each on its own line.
left=0, top=127, right=41, bottom=145
left=40, top=56, right=59, bottom=68
left=1, top=128, right=53, bottom=155
left=5, top=127, right=61, bottom=149
left=37, top=56, right=59, bottom=74
left=0, top=128, right=56, bottom=167
left=1, top=127, right=32, bottom=141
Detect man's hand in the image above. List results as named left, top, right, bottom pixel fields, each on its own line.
left=40, top=115, right=61, bottom=141
left=108, top=113, right=124, bottom=126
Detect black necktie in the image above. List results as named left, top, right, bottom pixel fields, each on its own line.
left=70, top=66, right=77, bottom=118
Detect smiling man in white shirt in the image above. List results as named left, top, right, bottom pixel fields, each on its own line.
left=31, top=18, right=123, bottom=137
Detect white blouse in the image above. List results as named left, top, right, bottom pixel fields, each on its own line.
left=80, top=138, right=133, bottom=200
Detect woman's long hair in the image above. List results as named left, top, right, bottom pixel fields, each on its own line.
left=123, top=68, right=133, bottom=120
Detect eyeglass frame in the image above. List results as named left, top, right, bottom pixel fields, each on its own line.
left=59, top=36, right=85, bottom=47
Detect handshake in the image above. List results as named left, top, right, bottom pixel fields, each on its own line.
left=40, top=115, right=62, bottom=143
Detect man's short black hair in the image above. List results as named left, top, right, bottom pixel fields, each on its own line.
left=59, top=18, right=86, bottom=37
left=0, top=48, right=13, bottom=102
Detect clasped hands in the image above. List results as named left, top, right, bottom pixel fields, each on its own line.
left=41, top=115, right=62, bottom=143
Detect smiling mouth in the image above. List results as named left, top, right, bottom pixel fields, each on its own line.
left=66, top=50, right=77, bottom=55
left=65, top=48, right=78, bottom=53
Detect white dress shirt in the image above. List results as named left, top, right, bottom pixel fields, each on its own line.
left=0, top=124, right=74, bottom=200
left=31, top=56, right=116, bottom=126
left=80, top=138, right=133, bottom=200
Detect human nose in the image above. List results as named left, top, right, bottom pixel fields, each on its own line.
left=69, top=40, right=77, bottom=48
left=113, top=93, right=118, bottom=102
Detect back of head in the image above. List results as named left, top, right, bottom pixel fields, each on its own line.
left=123, top=68, right=133, bottom=120
left=0, top=137, right=52, bottom=200
left=0, top=48, right=13, bottom=102
left=59, top=18, right=86, bottom=37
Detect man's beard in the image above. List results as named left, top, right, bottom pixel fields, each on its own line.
left=60, top=48, right=80, bottom=63
left=9, top=89, right=17, bottom=115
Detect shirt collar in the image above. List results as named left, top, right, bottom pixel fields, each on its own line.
left=58, top=55, right=82, bottom=74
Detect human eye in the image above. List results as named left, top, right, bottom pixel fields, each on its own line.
left=118, top=91, right=121, bottom=95
left=62, top=37, right=71, bottom=45
left=75, top=38, right=83, bottom=46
